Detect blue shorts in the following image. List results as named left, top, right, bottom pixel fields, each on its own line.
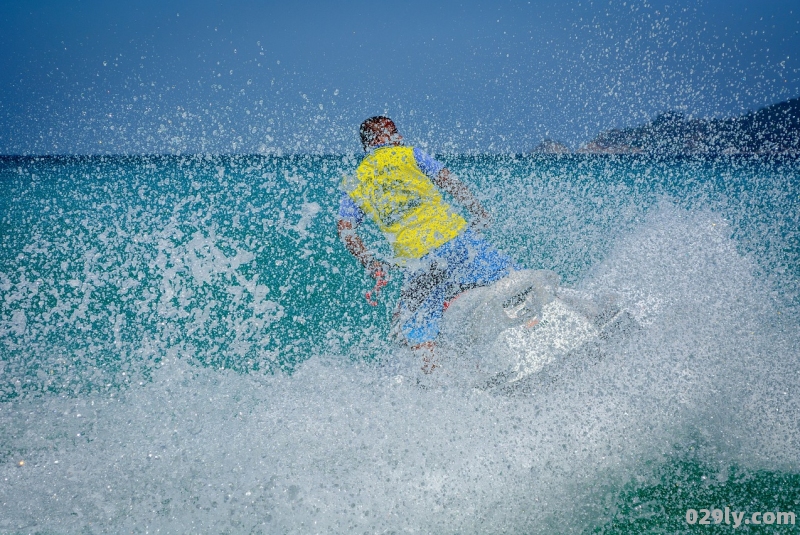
left=395, top=229, right=517, bottom=345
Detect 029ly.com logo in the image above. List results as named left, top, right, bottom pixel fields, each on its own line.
left=686, top=507, right=795, bottom=528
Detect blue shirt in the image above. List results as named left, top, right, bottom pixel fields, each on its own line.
left=338, top=146, right=445, bottom=225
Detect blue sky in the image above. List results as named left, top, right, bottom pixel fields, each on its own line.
left=1, top=0, right=798, bottom=154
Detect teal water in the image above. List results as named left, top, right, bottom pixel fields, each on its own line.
left=1, top=154, right=798, bottom=533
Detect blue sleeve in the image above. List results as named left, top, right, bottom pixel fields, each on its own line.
left=338, top=193, right=365, bottom=225
left=413, top=147, right=445, bottom=179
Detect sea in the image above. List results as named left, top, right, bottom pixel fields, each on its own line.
left=1, top=153, right=798, bottom=533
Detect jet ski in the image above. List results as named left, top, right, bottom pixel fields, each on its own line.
left=437, top=269, right=640, bottom=390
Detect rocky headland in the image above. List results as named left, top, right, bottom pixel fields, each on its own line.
left=533, top=98, right=800, bottom=156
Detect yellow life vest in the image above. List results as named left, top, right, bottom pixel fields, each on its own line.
left=343, top=146, right=467, bottom=259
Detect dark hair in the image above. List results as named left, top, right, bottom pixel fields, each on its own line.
left=359, top=116, right=398, bottom=150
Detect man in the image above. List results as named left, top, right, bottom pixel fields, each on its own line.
left=337, top=116, right=517, bottom=372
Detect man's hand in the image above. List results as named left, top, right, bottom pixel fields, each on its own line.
left=367, top=259, right=392, bottom=280
left=364, top=259, right=391, bottom=306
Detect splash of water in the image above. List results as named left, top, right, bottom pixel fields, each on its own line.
left=1, top=155, right=798, bottom=532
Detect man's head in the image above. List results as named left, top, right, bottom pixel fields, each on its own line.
left=359, top=116, right=403, bottom=151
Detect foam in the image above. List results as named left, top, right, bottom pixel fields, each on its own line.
left=2, top=205, right=797, bottom=533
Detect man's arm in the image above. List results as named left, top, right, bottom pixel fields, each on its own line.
left=337, top=218, right=388, bottom=276
left=337, top=218, right=371, bottom=267
left=432, top=168, right=491, bottom=229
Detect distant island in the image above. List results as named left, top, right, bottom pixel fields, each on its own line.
left=533, top=98, right=800, bottom=155
left=531, top=139, right=571, bottom=154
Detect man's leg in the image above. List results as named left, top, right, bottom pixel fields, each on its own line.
left=395, top=231, right=518, bottom=373
left=396, top=277, right=447, bottom=373
left=450, top=229, right=517, bottom=290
